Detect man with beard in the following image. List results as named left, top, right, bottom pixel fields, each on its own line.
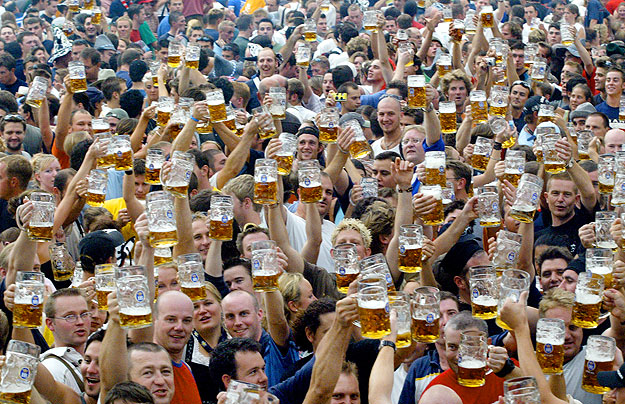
left=0, top=114, right=29, bottom=158
left=0, top=54, right=27, bottom=96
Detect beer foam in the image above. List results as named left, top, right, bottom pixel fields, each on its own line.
left=358, top=299, right=388, bottom=310
left=589, top=266, right=611, bottom=275
left=575, top=294, right=602, bottom=305
left=120, top=306, right=152, bottom=316
left=459, top=358, right=486, bottom=369
left=537, top=336, right=565, bottom=345
left=471, top=295, right=497, bottom=306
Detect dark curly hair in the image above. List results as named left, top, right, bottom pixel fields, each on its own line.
left=292, top=298, right=336, bottom=352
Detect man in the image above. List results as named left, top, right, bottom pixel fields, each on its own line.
left=440, top=70, right=470, bottom=117
left=209, top=338, right=269, bottom=392
left=286, top=79, right=316, bottom=124
left=518, top=96, right=550, bottom=147
left=128, top=4, right=156, bottom=48
left=605, top=129, right=625, bottom=153
left=0, top=113, right=28, bottom=158
left=245, top=48, right=279, bottom=112
left=509, top=81, right=532, bottom=133
left=522, top=4, right=544, bottom=42
left=311, top=57, right=330, bottom=77
left=347, top=4, right=364, bottom=31
left=221, top=290, right=298, bottom=386
left=222, top=175, right=262, bottom=229
left=547, top=23, right=561, bottom=45
left=570, top=102, right=596, bottom=132
left=100, top=77, right=126, bottom=117
left=234, top=14, right=254, bottom=58
left=335, top=82, right=361, bottom=116
left=586, top=112, right=610, bottom=141
left=371, top=97, right=403, bottom=156
left=157, top=0, right=184, bottom=38
left=223, top=258, right=255, bottom=294
left=0, top=54, right=27, bottom=95
left=256, top=19, right=285, bottom=50
left=296, top=127, right=324, bottom=163
left=153, top=291, right=201, bottom=404
left=445, top=160, right=471, bottom=202
left=596, top=67, right=625, bottom=123
left=537, top=246, right=573, bottom=293
left=17, top=31, right=42, bottom=59
left=373, top=151, right=401, bottom=189
left=509, top=41, right=528, bottom=81
left=158, top=11, right=186, bottom=44
left=215, top=21, right=236, bottom=56
left=41, top=288, right=91, bottom=394
left=0, top=154, right=31, bottom=231
left=80, top=47, right=101, bottom=85
left=593, top=58, right=611, bottom=105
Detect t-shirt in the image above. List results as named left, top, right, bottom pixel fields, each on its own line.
left=0, top=77, right=27, bottom=95
left=171, top=360, right=202, bottom=404
left=596, top=101, right=619, bottom=123
left=535, top=205, right=596, bottom=257
left=102, top=197, right=136, bottom=241
left=564, top=346, right=602, bottom=404
left=0, top=199, right=16, bottom=232
left=303, top=261, right=343, bottom=300
left=285, top=210, right=336, bottom=273
left=371, top=137, right=401, bottom=157
left=422, top=368, right=504, bottom=404
left=399, top=349, right=442, bottom=404
left=585, top=0, right=610, bottom=27
left=259, top=329, right=300, bottom=387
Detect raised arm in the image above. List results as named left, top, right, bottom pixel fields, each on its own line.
left=267, top=202, right=305, bottom=274
left=417, top=13, right=440, bottom=61
left=38, top=93, right=54, bottom=152
left=34, top=362, right=83, bottom=404
left=263, top=290, right=290, bottom=347
left=301, top=199, right=322, bottom=265
left=279, top=25, right=304, bottom=72
left=54, top=76, right=76, bottom=154
left=323, top=127, right=354, bottom=197
left=373, top=14, right=393, bottom=85
left=122, top=171, right=145, bottom=221
left=432, top=197, right=478, bottom=257
left=130, top=105, right=157, bottom=152
left=99, top=291, right=129, bottom=400
left=7, top=201, right=38, bottom=287
left=556, top=137, right=597, bottom=212
left=423, top=86, right=441, bottom=142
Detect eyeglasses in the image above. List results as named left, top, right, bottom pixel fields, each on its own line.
left=54, top=312, right=92, bottom=323
left=511, top=80, right=531, bottom=90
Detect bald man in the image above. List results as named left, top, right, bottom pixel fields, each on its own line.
left=371, top=96, right=404, bottom=156
left=153, top=291, right=201, bottom=404
left=604, top=129, right=625, bottom=154
left=418, top=385, right=462, bottom=404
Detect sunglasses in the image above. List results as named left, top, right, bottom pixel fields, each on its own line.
left=2, top=114, right=25, bottom=122
left=511, top=80, right=531, bottom=90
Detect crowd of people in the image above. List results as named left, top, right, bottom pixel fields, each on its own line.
left=3, top=0, right=625, bottom=403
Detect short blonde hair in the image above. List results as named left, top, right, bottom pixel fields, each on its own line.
left=30, top=153, right=58, bottom=178
left=331, top=218, right=372, bottom=249
left=539, top=288, right=574, bottom=318
left=222, top=175, right=261, bottom=213
left=278, top=272, right=305, bottom=322
left=440, top=69, right=472, bottom=99
left=63, top=131, right=90, bottom=156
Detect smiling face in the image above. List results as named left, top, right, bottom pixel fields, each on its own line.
left=377, top=98, right=402, bottom=134
left=545, top=179, right=578, bottom=221
left=222, top=291, right=263, bottom=340
left=606, top=71, right=625, bottom=97
left=1, top=122, right=25, bottom=152
left=129, top=350, right=175, bottom=404
left=445, top=326, right=480, bottom=374
left=192, top=218, right=211, bottom=260
left=543, top=306, right=582, bottom=362
left=154, top=292, right=194, bottom=358
left=193, top=292, right=222, bottom=334
left=539, top=258, right=568, bottom=292
left=80, top=340, right=101, bottom=398
left=297, top=133, right=321, bottom=161
left=223, top=265, right=255, bottom=293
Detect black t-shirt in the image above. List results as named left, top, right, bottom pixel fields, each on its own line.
left=535, top=205, right=597, bottom=257
left=0, top=199, right=16, bottom=233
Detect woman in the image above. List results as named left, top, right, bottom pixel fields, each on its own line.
left=116, top=16, right=132, bottom=42
left=186, top=282, right=228, bottom=402
left=144, top=76, right=159, bottom=106
left=350, top=51, right=367, bottom=84
left=278, top=273, right=317, bottom=328
left=568, top=83, right=593, bottom=112
left=31, top=154, right=61, bottom=193
left=563, top=4, right=586, bottom=39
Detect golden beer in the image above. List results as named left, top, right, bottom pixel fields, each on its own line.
left=425, top=168, right=446, bottom=187
left=259, top=128, right=276, bottom=140
left=276, top=154, right=294, bottom=175
left=319, top=125, right=338, bottom=143
left=450, top=26, right=464, bottom=43
left=152, top=76, right=159, bottom=87
left=96, top=289, right=113, bottom=311
left=83, top=0, right=94, bottom=9
left=422, top=199, right=444, bottom=226
left=115, top=150, right=133, bottom=171
left=169, top=123, right=183, bottom=140
left=599, top=182, right=614, bottom=194
left=209, top=218, right=233, bottom=241
left=148, top=229, right=178, bottom=248
left=28, top=225, right=52, bottom=241
left=145, top=167, right=161, bottom=185
left=582, top=359, right=613, bottom=394
left=185, top=59, right=199, bottom=69
left=69, top=4, right=79, bottom=12
left=535, top=148, right=543, bottom=162
left=620, top=113, right=625, bottom=122
left=253, top=272, right=280, bottom=292
left=408, top=86, right=426, bottom=109
left=168, top=55, right=180, bottom=68
left=119, top=308, right=153, bottom=329
left=544, top=162, right=566, bottom=174
left=157, top=110, right=171, bottom=127
left=224, top=118, right=236, bottom=131
left=235, top=127, right=245, bottom=137
left=496, top=315, right=512, bottom=331
left=417, top=0, right=425, bottom=6
left=0, top=389, right=32, bottom=404
left=364, top=24, right=378, bottom=33
left=196, top=121, right=213, bottom=134
left=26, top=98, right=43, bottom=108
left=509, top=205, right=536, bottom=224
left=97, top=153, right=115, bottom=169
left=412, top=315, right=440, bottom=343
left=502, top=173, right=521, bottom=188
left=52, top=266, right=73, bottom=282
left=336, top=272, right=358, bottom=294
left=181, top=285, right=208, bottom=301
left=440, top=111, right=457, bottom=134
left=300, top=185, right=322, bottom=203
left=359, top=303, right=391, bottom=339
left=86, top=191, right=105, bottom=207
left=471, top=100, right=488, bottom=124
left=579, top=151, right=590, bottom=160
left=571, top=297, right=602, bottom=329
left=397, top=332, right=412, bottom=348
left=458, top=360, right=486, bottom=387
left=471, top=296, right=497, bottom=319
left=13, top=303, right=43, bottom=328
left=209, top=103, right=227, bottom=123
left=471, top=154, right=489, bottom=171
left=92, top=10, right=101, bottom=24
left=398, top=246, right=422, bottom=273
left=349, top=140, right=371, bottom=159
left=437, top=64, right=452, bottom=77
left=590, top=269, right=613, bottom=290
left=166, top=185, right=189, bottom=198
left=536, top=342, right=565, bottom=375
left=481, top=12, right=494, bottom=27
left=254, top=181, right=277, bottom=204
left=490, top=104, right=507, bottom=117
left=154, top=255, right=173, bottom=266
left=69, top=77, right=87, bottom=93
left=304, top=31, right=317, bottom=41
left=296, top=59, right=310, bottom=67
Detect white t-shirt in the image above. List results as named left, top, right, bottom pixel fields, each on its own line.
left=371, top=138, right=401, bottom=157
left=287, top=105, right=317, bottom=124
left=563, top=346, right=602, bottom=404
left=285, top=209, right=336, bottom=272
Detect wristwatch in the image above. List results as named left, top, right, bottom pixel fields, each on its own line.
left=566, top=159, right=574, bottom=169
left=494, top=358, right=515, bottom=378
left=379, top=340, right=397, bottom=352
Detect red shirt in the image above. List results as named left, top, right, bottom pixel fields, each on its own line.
left=171, top=360, right=202, bottom=404
left=130, top=29, right=141, bottom=43
left=422, top=369, right=504, bottom=404
left=606, top=0, right=623, bottom=14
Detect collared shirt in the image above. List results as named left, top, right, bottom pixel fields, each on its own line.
left=40, top=347, right=84, bottom=394
left=518, top=124, right=535, bottom=146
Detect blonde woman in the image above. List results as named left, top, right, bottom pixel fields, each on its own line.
left=278, top=272, right=317, bottom=328
left=31, top=153, right=61, bottom=193
left=116, top=16, right=132, bottom=42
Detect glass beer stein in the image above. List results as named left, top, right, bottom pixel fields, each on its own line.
left=115, top=266, right=153, bottom=329
left=145, top=191, right=178, bottom=248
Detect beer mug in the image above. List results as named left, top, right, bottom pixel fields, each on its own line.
left=209, top=195, right=234, bottom=241
left=226, top=380, right=265, bottom=404
left=398, top=225, right=423, bottom=273
left=560, top=22, right=574, bottom=45
left=469, top=266, right=497, bottom=319
left=86, top=169, right=107, bottom=207
left=398, top=42, right=414, bottom=66
left=345, top=120, right=370, bottom=159
left=470, top=90, right=488, bottom=124
left=496, top=269, right=530, bottom=330
left=531, top=58, right=547, bottom=83
left=577, top=130, right=593, bottom=160
left=471, top=137, right=492, bottom=172
left=145, top=191, right=178, bottom=248
left=95, top=132, right=114, bottom=169
left=407, top=75, right=426, bottom=109
left=185, top=43, right=200, bottom=69
left=68, top=61, right=87, bottom=93
left=363, top=10, right=379, bottom=33
left=424, top=151, right=446, bottom=187
left=295, top=43, right=311, bottom=67
left=92, top=118, right=110, bottom=134
left=48, top=242, right=75, bottom=282
left=178, top=260, right=207, bottom=301
left=303, top=18, right=316, bottom=41
left=360, top=254, right=395, bottom=292
left=465, top=9, right=477, bottom=33
left=439, top=101, right=457, bottom=134
left=598, top=154, right=616, bottom=194
left=298, top=161, right=322, bottom=203
left=419, top=185, right=444, bottom=226
left=537, top=104, right=555, bottom=124
left=13, top=272, right=44, bottom=328
left=524, top=45, right=536, bottom=71
left=388, top=292, right=412, bottom=348
left=441, top=5, right=452, bottom=22
left=149, top=61, right=160, bottom=87
left=95, top=264, right=115, bottom=311
left=568, top=121, right=578, bottom=144
left=437, top=54, right=452, bottom=77
left=613, top=173, right=625, bottom=206
left=332, top=243, right=359, bottom=293
left=169, top=108, right=187, bottom=140
left=536, top=318, right=566, bottom=375
left=276, top=133, right=296, bottom=175
left=71, top=262, right=84, bottom=288
left=320, top=0, right=330, bottom=11
left=503, top=150, right=525, bottom=187
left=252, top=106, right=277, bottom=139
left=83, top=0, right=94, bottom=10
left=442, top=185, right=455, bottom=206
left=357, top=277, right=390, bottom=338
left=112, top=135, right=132, bottom=171
left=24, top=192, right=54, bottom=242
left=582, top=335, right=615, bottom=394
left=480, top=5, right=494, bottom=27
left=504, top=377, right=540, bottom=404
left=206, top=89, right=227, bottom=123
left=492, top=230, right=522, bottom=277
left=251, top=240, right=281, bottom=292
left=68, top=0, right=79, bottom=12
left=318, top=107, right=339, bottom=144
left=586, top=248, right=615, bottom=293
left=411, top=286, right=440, bottom=343
left=92, top=7, right=102, bottom=24
left=154, top=247, right=173, bottom=267
left=457, top=331, right=488, bottom=387
left=450, top=19, right=464, bottom=42
left=157, top=96, right=174, bottom=127
left=254, top=159, right=278, bottom=205
left=509, top=174, right=543, bottom=223
left=162, top=151, right=194, bottom=198
left=571, top=272, right=604, bottom=329
left=145, top=148, right=164, bottom=185
left=269, top=88, right=286, bottom=119
left=595, top=212, right=617, bottom=250
left=477, top=186, right=501, bottom=228
left=488, top=88, right=508, bottom=118
left=360, top=177, right=378, bottom=198
left=0, top=340, right=40, bottom=404
left=168, top=40, right=182, bottom=68
left=115, top=266, right=153, bottom=329
left=25, top=76, right=47, bottom=108
left=489, top=116, right=509, bottom=147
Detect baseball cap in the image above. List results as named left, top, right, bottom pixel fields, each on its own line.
left=598, top=362, right=625, bottom=388
left=79, top=230, right=125, bottom=273
left=570, top=102, right=597, bottom=120
left=523, top=95, right=550, bottom=116
left=106, top=108, right=129, bottom=120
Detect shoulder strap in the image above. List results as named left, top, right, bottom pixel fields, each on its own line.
left=44, top=353, right=85, bottom=392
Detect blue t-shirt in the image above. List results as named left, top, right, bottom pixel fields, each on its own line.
left=411, top=136, right=446, bottom=195
left=595, top=101, right=619, bottom=122
left=360, top=90, right=387, bottom=108
left=228, top=0, right=242, bottom=15
left=585, top=0, right=609, bottom=27
left=116, top=70, right=132, bottom=90
left=260, top=329, right=300, bottom=387
left=399, top=349, right=442, bottom=404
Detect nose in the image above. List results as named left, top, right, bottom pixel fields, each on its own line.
left=153, top=371, right=166, bottom=386
left=87, top=359, right=98, bottom=374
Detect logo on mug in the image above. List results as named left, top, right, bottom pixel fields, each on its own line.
left=31, top=295, right=40, bottom=306
left=135, top=290, right=145, bottom=302
left=544, top=343, right=553, bottom=354
left=191, top=273, right=199, bottom=283
left=426, top=313, right=435, bottom=323
left=19, top=367, right=30, bottom=380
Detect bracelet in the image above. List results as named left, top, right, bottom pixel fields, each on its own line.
left=337, top=144, right=349, bottom=154
left=348, top=189, right=356, bottom=206
left=566, top=159, right=574, bottom=169
left=190, top=116, right=200, bottom=123
left=493, top=142, right=503, bottom=150
left=397, top=186, right=413, bottom=193
left=494, top=358, right=515, bottom=378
